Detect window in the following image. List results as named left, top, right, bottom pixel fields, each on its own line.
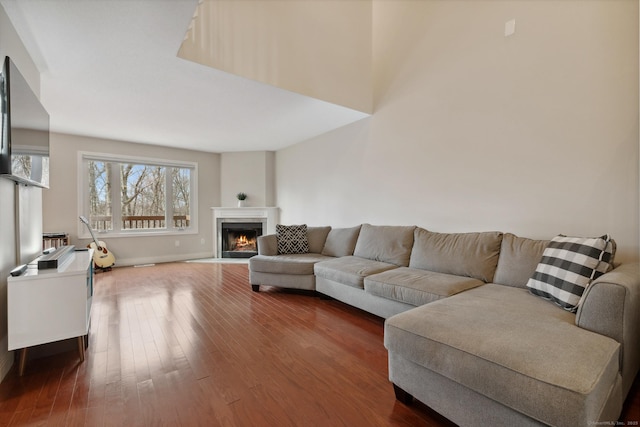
left=80, top=153, right=197, bottom=236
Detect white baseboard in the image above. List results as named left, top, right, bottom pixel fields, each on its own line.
left=0, top=336, right=13, bottom=382
left=113, top=251, right=214, bottom=267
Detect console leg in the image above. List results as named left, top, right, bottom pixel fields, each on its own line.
left=393, top=384, right=414, bottom=405
left=251, top=285, right=260, bottom=292
left=77, top=336, right=85, bottom=362
left=18, top=348, right=27, bottom=376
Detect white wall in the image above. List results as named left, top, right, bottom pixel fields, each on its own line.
left=220, top=151, right=275, bottom=207
left=276, top=0, right=640, bottom=263
left=42, top=133, right=221, bottom=266
left=0, top=4, right=43, bottom=380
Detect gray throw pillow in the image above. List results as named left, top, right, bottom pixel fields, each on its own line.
left=276, top=224, right=309, bottom=254
left=322, top=225, right=362, bottom=257
left=306, top=226, right=332, bottom=253
left=492, top=233, right=549, bottom=288
left=353, top=224, right=415, bottom=266
left=409, top=228, right=503, bottom=282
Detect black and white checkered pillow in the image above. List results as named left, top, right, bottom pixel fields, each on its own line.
left=527, top=234, right=615, bottom=312
left=276, top=224, right=309, bottom=255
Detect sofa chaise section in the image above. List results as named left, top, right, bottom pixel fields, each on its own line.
left=385, top=283, right=622, bottom=426
left=384, top=232, right=640, bottom=426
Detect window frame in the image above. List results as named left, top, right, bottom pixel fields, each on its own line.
left=78, top=151, right=199, bottom=239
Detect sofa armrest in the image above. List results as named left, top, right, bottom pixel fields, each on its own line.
left=576, top=263, right=640, bottom=396
left=257, top=234, right=278, bottom=256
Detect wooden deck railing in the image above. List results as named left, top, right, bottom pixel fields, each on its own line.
left=90, top=215, right=190, bottom=230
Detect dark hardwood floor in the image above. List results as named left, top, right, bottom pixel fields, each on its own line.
left=0, top=261, right=637, bottom=426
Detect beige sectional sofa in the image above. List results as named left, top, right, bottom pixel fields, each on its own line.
left=248, top=224, right=640, bottom=426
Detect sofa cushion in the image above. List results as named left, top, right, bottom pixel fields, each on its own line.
left=409, top=228, right=503, bottom=282
left=276, top=224, right=309, bottom=254
left=364, top=267, right=484, bottom=307
left=307, top=226, right=332, bottom=254
left=493, top=233, right=549, bottom=288
left=353, top=224, right=416, bottom=267
left=322, top=225, right=361, bottom=257
left=249, top=253, right=334, bottom=276
left=314, top=256, right=399, bottom=289
left=384, top=284, right=621, bottom=426
left=527, top=234, right=615, bottom=312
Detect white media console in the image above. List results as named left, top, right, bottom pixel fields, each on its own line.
left=7, top=248, right=94, bottom=375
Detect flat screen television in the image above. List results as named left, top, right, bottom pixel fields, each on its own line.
left=0, top=56, right=50, bottom=188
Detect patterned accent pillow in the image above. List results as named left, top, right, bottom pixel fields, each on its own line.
left=526, top=234, right=615, bottom=312
left=276, top=224, right=309, bottom=255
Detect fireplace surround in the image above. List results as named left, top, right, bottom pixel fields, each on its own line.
left=212, top=207, right=279, bottom=259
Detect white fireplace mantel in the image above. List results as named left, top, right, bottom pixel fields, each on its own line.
left=211, top=207, right=279, bottom=258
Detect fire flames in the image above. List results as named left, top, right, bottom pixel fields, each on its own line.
left=232, top=234, right=256, bottom=252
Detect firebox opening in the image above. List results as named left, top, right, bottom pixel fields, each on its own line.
left=221, top=222, right=263, bottom=258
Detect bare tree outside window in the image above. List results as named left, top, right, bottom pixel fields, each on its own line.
left=121, top=164, right=166, bottom=229
left=88, top=160, right=112, bottom=231
left=85, top=156, right=194, bottom=233
left=172, top=167, right=190, bottom=228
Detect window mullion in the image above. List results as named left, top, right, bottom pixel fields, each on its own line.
left=80, top=157, right=90, bottom=237
left=166, top=167, right=174, bottom=230
left=111, top=162, right=122, bottom=232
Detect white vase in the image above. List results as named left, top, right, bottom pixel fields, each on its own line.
left=237, top=200, right=246, bottom=207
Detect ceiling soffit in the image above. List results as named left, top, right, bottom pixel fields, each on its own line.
left=178, top=0, right=373, bottom=114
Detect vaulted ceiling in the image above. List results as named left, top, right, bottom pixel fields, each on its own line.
left=0, top=0, right=371, bottom=153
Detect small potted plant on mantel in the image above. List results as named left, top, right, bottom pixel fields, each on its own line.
left=236, top=192, right=248, bottom=207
